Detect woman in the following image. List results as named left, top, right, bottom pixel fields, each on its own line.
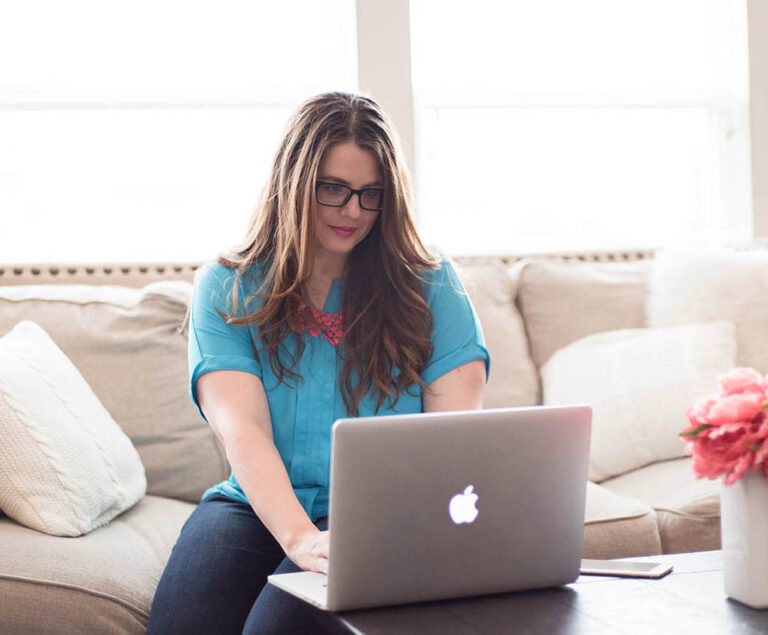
left=147, top=92, right=490, bottom=634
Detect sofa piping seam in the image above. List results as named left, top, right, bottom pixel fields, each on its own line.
left=0, top=295, right=188, bottom=310
left=0, top=573, right=149, bottom=619
left=653, top=507, right=721, bottom=519
left=584, top=509, right=655, bottom=525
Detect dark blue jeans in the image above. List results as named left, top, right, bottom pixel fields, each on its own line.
left=146, top=494, right=334, bottom=634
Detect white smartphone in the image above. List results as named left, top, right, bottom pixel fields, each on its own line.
left=580, top=558, right=673, bottom=579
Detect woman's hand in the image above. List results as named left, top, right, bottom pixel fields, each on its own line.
left=284, top=528, right=330, bottom=574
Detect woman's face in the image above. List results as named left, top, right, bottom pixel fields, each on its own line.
left=312, top=141, right=382, bottom=261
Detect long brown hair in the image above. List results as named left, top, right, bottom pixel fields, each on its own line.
left=216, top=92, right=437, bottom=415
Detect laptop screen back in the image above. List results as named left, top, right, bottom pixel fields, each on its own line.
left=325, top=405, right=592, bottom=611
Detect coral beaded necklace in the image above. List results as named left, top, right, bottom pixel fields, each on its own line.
left=297, top=305, right=344, bottom=346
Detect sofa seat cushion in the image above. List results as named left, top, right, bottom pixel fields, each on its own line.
left=0, top=495, right=194, bottom=634
left=600, top=458, right=721, bottom=554
left=582, top=482, right=662, bottom=559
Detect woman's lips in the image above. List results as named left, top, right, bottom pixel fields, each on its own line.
left=331, top=226, right=356, bottom=238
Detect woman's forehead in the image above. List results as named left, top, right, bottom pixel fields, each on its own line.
left=319, top=141, right=381, bottom=185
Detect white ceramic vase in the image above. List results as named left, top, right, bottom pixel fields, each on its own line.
left=720, top=470, right=768, bottom=609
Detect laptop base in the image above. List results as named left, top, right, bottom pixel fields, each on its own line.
left=268, top=571, right=330, bottom=610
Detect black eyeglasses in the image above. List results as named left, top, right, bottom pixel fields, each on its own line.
left=315, top=181, right=384, bottom=211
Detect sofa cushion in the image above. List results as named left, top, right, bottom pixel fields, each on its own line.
left=455, top=259, right=539, bottom=407
left=601, top=457, right=721, bottom=554
left=648, top=246, right=768, bottom=375
left=582, top=482, right=662, bottom=559
left=0, top=282, right=230, bottom=502
left=517, top=258, right=650, bottom=368
left=0, top=321, right=146, bottom=536
left=541, top=322, right=737, bottom=482
left=0, top=495, right=194, bottom=634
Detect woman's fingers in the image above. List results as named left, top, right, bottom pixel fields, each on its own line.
left=316, top=531, right=329, bottom=574
left=315, top=530, right=329, bottom=556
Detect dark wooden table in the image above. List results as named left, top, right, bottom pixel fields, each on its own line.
left=317, top=551, right=768, bottom=634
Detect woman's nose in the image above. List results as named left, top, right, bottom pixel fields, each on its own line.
left=342, top=195, right=362, bottom=219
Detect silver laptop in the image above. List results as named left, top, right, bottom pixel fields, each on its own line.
left=268, top=405, right=591, bottom=611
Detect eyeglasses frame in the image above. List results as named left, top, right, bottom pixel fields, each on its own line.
left=315, top=181, right=384, bottom=212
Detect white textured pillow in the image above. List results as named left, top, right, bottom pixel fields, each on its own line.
left=647, top=247, right=768, bottom=374
left=0, top=321, right=146, bottom=536
left=541, top=322, right=737, bottom=482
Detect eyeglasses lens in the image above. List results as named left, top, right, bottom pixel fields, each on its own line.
left=360, top=189, right=383, bottom=211
left=317, top=183, right=348, bottom=206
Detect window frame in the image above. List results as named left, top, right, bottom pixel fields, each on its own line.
left=355, top=0, right=767, bottom=241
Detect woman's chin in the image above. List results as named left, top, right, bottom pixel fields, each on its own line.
left=317, top=235, right=359, bottom=255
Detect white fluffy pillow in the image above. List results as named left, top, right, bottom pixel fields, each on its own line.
left=541, top=322, right=736, bottom=482
left=0, top=321, right=146, bottom=536
left=647, top=247, right=768, bottom=374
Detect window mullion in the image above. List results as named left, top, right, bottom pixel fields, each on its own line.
left=748, top=0, right=768, bottom=238
left=355, top=0, right=417, bottom=200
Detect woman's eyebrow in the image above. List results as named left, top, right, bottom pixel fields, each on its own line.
left=318, top=175, right=383, bottom=188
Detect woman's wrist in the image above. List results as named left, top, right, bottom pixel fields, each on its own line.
left=277, top=518, right=318, bottom=554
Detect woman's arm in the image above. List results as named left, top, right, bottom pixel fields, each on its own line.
left=422, top=359, right=486, bottom=412
left=196, top=369, right=329, bottom=573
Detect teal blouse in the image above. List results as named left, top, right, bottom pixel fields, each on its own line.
left=188, top=255, right=491, bottom=521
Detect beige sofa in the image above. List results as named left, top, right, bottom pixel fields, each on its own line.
left=0, top=251, right=720, bottom=633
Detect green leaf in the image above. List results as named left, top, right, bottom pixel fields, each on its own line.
left=680, top=424, right=712, bottom=439
left=748, top=443, right=760, bottom=452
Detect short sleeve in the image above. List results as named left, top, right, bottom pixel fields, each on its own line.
left=188, top=262, right=262, bottom=422
left=422, top=258, right=491, bottom=386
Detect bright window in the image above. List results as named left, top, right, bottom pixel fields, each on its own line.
left=0, top=1, right=357, bottom=263
left=410, top=0, right=752, bottom=255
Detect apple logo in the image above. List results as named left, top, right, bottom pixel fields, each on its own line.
left=449, top=485, right=479, bottom=524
